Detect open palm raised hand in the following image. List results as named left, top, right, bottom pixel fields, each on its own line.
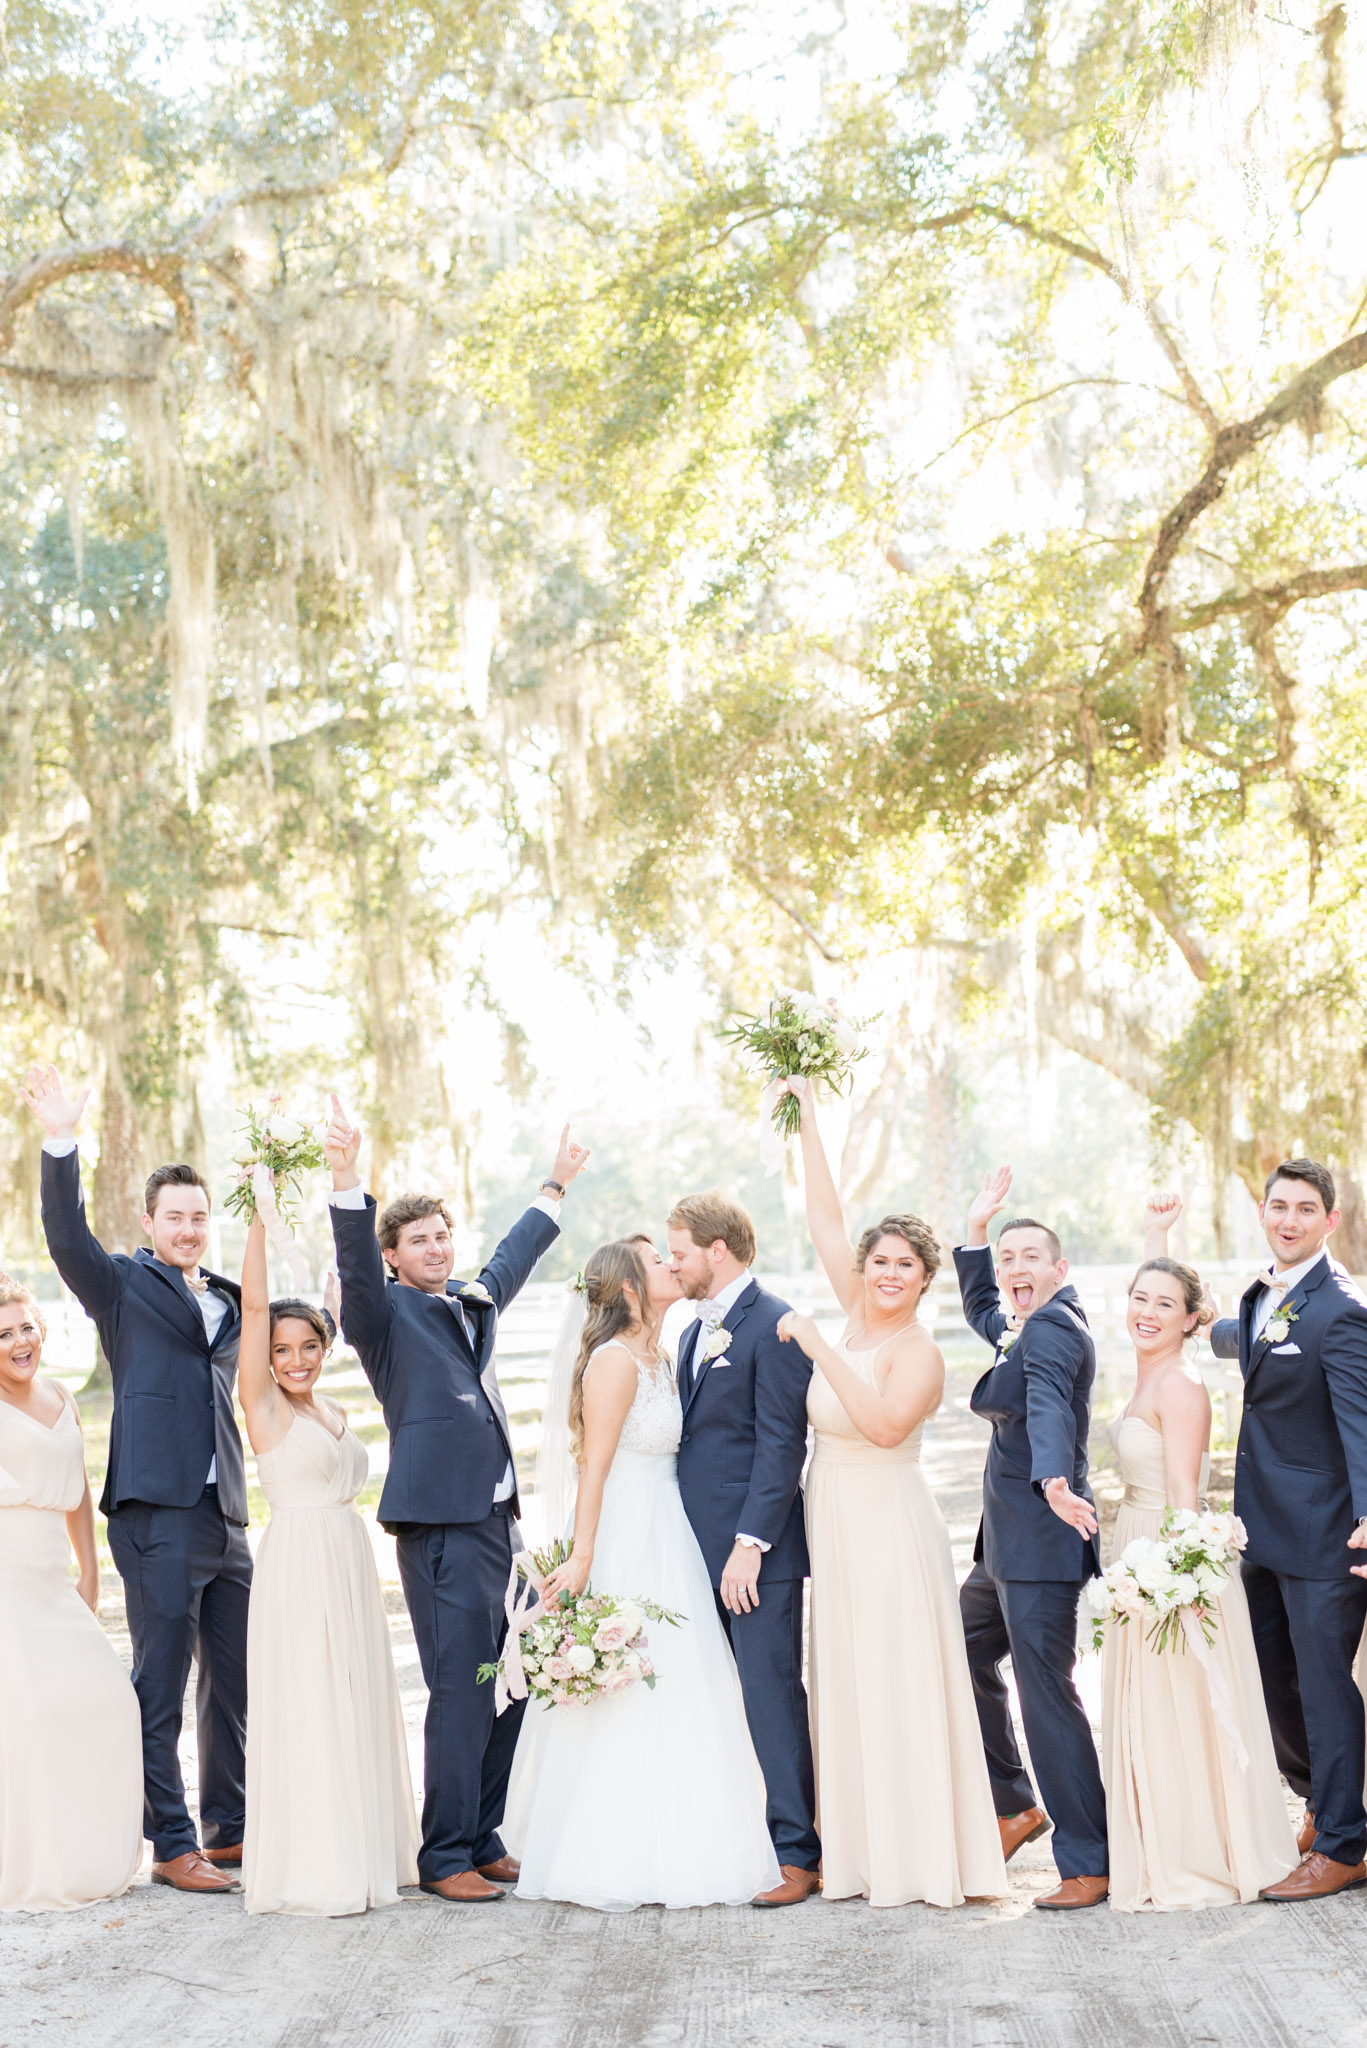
left=20, top=1063, right=91, bottom=1140
left=966, top=1165, right=1013, bottom=1239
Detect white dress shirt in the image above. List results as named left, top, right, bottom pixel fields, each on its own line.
left=1253, top=1248, right=1326, bottom=1339
left=42, top=1135, right=227, bottom=1487
left=328, top=1184, right=561, bottom=1502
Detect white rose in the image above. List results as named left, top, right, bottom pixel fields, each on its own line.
left=267, top=1112, right=305, bottom=1145
left=566, top=1644, right=596, bottom=1675
left=614, top=1601, right=643, bottom=1639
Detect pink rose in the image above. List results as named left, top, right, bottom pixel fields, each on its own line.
left=592, top=1618, right=631, bottom=1652
left=545, top=1654, right=573, bottom=1680
left=603, top=1666, right=638, bottom=1693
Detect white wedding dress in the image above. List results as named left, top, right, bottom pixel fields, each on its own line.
left=504, top=1349, right=781, bottom=1910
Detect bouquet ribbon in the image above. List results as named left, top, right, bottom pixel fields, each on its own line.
left=250, top=1164, right=312, bottom=1295
left=759, top=1079, right=786, bottom=1175
left=1178, top=1606, right=1249, bottom=1772
left=493, top=1550, right=547, bottom=1716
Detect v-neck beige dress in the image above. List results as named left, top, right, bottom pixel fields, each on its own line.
left=243, top=1405, right=418, bottom=1915
left=1101, top=1415, right=1297, bottom=1909
left=805, top=1336, right=1008, bottom=1907
left=0, top=1395, right=143, bottom=1911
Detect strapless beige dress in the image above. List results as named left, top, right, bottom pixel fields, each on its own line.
left=243, top=1406, right=418, bottom=1915
left=805, top=1339, right=1007, bottom=1907
left=0, top=1397, right=142, bottom=1911
left=1102, top=1415, right=1297, bottom=1909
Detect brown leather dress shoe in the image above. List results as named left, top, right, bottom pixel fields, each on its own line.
left=202, top=1844, right=243, bottom=1868
left=475, top=1856, right=520, bottom=1884
left=752, top=1865, right=821, bottom=1908
left=999, top=1808, right=1051, bottom=1863
left=419, top=1871, right=507, bottom=1902
left=151, top=1851, right=241, bottom=1893
left=1297, top=1809, right=1317, bottom=1856
left=1034, top=1874, right=1109, bottom=1910
left=1260, top=1852, right=1367, bottom=1902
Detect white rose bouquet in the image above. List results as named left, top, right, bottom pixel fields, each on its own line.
left=478, top=1540, right=682, bottom=1710
left=222, top=1096, right=326, bottom=1229
left=722, top=990, right=871, bottom=1144
left=1088, top=1507, right=1247, bottom=1655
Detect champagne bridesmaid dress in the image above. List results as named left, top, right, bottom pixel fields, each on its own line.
left=805, top=1339, right=1008, bottom=1907
left=1102, top=1416, right=1297, bottom=1909
left=243, top=1404, right=419, bottom=1915
left=0, top=1395, right=142, bottom=1911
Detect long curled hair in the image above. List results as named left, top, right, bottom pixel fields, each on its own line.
left=568, top=1239, right=656, bottom=1461
left=1128, top=1257, right=1215, bottom=1334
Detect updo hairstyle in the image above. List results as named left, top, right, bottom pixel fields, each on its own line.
left=854, top=1214, right=942, bottom=1290
left=1128, top=1257, right=1215, bottom=1334
left=0, top=1277, right=47, bottom=1337
left=269, top=1298, right=335, bottom=1348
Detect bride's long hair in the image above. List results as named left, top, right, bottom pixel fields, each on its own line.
left=568, top=1237, right=658, bottom=1460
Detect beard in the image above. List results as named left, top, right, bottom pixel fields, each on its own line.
left=678, top=1270, right=712, bottom=1302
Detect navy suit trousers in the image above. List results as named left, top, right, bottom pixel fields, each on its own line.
left=396, top=1510, right=526, bottom=1880
left=959, top=1562, right=1108, bottom=1879
left=715, top=1582, right=820, bottom=1872
left=105, top=1488, right=251, bottom=1863
left=1243, top=1563, right=1367, bottom=1865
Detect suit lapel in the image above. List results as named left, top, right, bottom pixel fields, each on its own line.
left=135, top=1251, right=211, bottom=1350
left=443, top=1289, right=513, bottom=1463
left=1244, top=1253, right=1327, bottom=1386
left=682, top=1282, right=756, bottom=1418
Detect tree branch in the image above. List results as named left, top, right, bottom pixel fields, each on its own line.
left=1135, top=329, right=1367, bottom=655
left=1177, top=561, right=1367, bottom=632
left=732, top=856, right=844, bottom=961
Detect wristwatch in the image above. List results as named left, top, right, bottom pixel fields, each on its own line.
left=540, top=1177, right=565, bottom=1196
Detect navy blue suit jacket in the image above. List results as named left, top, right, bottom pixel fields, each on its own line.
left=955, top=1243, right=1101, bottom=1583
left=675, top=1278, right=810, bottom=1586
left=40, top=1148, right=246, bottom=1524
left=1211, top=1252, right=1367, bottom=1579
left=331, top=1196, right=557, bottom=1529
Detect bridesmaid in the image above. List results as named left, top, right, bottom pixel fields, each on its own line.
left=238, top=1213, right=419, bottom=1915
left=1101, top=1195, right=1297, bottom=1910
left=776, top=1080, right=1007, bottom=1908
left=0, top=1279, right=143, bottom=1911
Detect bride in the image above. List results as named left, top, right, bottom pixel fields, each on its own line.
left=503, top=1235, right=780, bottom=1910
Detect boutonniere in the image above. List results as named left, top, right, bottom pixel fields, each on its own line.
left=458, top=1280, right=493, bottom=1308
left=701, top=1326, right=733, bottom=1364
left=997, top=1320, right=1022, bottom=1355
left=1264, top=1300, right=1300, bottom=1345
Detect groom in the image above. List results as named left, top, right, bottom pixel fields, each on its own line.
left=1210, top=1158, right=1367, bottom=1902
left=954, top=1166, right=1109, bottom=1910
left=325, top=1098, right=587, bottom=1902
left=667, top=1190, right=820, bottom=1906
left=26, top=1063, right=248, bottom=1895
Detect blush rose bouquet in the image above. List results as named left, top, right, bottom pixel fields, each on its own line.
left=478, top=1539, right=683, bottom=1710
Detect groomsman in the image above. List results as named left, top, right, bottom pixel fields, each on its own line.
left=1211, top=1158, right=1367, bottom=1902
left=954, top=1167, right=1110, bottom=1910
left=324, top=1098, right=587, bottom=1901
left=25, top=1065, right=248, bottom=1894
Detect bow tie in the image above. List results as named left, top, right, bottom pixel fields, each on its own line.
left=184, top=1271, right=210, bottom=1295
left=1259, top=1270, right=1290, bottom=1298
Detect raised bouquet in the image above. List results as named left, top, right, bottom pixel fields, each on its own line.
left=222, top=1098, right=325, bottom=1229
left=478, top=1540, right=682, bottom=1710
left=1088, top=1508, right=1247, bottom=1654
left=722, top=989, right=870, bottom=1144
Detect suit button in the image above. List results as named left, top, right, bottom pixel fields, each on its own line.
left=681, top=1433, right=690, bottom=1443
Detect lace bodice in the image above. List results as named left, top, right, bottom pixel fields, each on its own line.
left=589, top=1346, right=682, bottom=1458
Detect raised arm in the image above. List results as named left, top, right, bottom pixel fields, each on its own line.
left=236, top=1214, right=293, bottom=1454
left=322, top=1096, right=393, bottom=1378
left=540, top=1345, right=637, bottom=1604
left=26, top=1066, right=122, bottom=1319
left=1143, top=1191, right=1183, bottom=1260
left=785, top=1078, right=858, bottom=1313
left=479, top=1124, right=589, bottom=1311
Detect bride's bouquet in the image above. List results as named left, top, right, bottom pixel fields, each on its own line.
left=1088, top=1508, right=1247, bottom=1655
left=222, top=1098, right=325, bottom=1229
left=479, top=1541, right=683, bottom=1711
left=722, top=990, right=870, bottom=1146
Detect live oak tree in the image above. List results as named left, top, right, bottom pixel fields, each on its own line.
left=481, top=0, right=1367, bottom=1254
